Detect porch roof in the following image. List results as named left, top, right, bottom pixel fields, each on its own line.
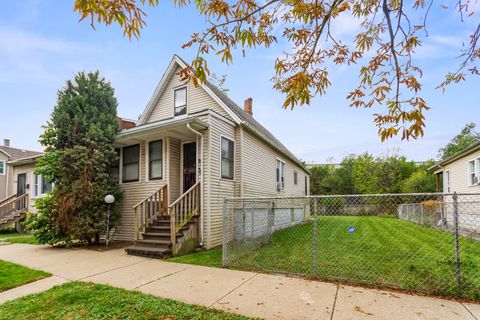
left=114, top=116, right=208, bottom=145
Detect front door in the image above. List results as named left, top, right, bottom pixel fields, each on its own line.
left=16, top=173, right=27, bottom=210
left=183, top=142, right=196, bottom=192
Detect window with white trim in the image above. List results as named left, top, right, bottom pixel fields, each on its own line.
left=149, top=140, right=163, bottom=180
left=221, top=137, right=234, bottom=180
left=0, top=160, right=4, bottom=175
left=122, top=144, right=140, bottom=183
left=443, top=170, right=451, bottom=193
left=174, top=87, right=187, bottom=116
left=33, top=174, right=53, bottom=197
left=276, top=159, right=285, bottom=190
left=468, top=157, right=480, bottom=186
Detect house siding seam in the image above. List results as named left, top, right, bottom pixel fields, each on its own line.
left=205, top=115, right=236, bottom=248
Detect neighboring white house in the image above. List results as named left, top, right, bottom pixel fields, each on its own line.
left=431, top=142, right=480, bottom=193
left=111, top=55, right=310, bottom=257
left=430, top=143, right=480, bottom=234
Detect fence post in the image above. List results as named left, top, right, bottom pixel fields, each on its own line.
left=269, top=201, right=275, bottom=243
left=222, top=198, right=228, bottom=268
left=313, top=197, right=318, bottom=275
left=452, top=192, right=461, bottom=291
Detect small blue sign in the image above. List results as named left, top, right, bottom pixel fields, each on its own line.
left=348, top=227, right=356, bottom=234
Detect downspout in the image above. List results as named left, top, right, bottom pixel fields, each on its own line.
left=186, top=123, right=204, bottom=247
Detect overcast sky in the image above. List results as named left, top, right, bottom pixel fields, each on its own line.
left=1, top=1, right=479, bottom=163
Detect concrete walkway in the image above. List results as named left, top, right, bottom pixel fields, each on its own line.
left=0, top=244, right=478, bottom=320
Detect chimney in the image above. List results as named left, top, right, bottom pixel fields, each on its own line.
left=3, top=139, right=10, bottom=147
left=244, top=97, right=253, bottom=116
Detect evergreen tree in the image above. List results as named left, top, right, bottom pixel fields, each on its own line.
left=28, top=71, right=122, bottom=245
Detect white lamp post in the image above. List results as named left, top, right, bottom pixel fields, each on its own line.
left=104, top=194, right=115, bottom=249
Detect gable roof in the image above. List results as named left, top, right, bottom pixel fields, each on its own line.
left=430, top=141, right=480, bottom=171
left=137, top=55, right=309, bottom=174
left=0, top=146, right=43, bottom=162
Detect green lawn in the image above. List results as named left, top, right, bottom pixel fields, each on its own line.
left=0, top=282, right=253, bottom=320
left=169, top=216, right=480, bottom=301
left=0, top=233, right=39, bottom=244
left=0, top=260, right=50, bottom=292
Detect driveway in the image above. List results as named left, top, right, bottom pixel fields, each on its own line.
left=0, top=243, right=478, bottom=320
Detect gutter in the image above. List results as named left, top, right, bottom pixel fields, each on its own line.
left=186, top=123, right=204, bottom=247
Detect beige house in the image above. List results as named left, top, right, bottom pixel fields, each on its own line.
left=432, top=142, right=480, bottom=193
left=0, top=140, right=45, bottom=229
left=114, top=55, right=310, bottom=257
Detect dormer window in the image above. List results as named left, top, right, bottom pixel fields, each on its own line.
left=174, top=87, right=187, bottom=116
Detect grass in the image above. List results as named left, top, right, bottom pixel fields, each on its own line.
left=169, top=216, right=480, bottom=301
left=0, top=260, right=50, bottom=292
left=0, top=282, right=253, bottom=320
left=0, top=232, right=39, bottom=244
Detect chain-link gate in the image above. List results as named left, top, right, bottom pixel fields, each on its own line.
left=222, top=193, right=480, bottom=301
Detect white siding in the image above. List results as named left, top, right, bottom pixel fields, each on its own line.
left=115, top=141, right=167, bottom=240
left=241, top=129, right=310, bottom=197
left=146, top=67, right=232, bottom=123
left=440, top=149, right=480, bottom=193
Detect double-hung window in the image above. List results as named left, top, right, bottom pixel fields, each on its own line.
left=276, top=159, right=285, bottom=190
left=123, top=145, right=140, bottom=183
left=221, top=137, right=234, bottom=179
left=149, top=140, right=163, bottom=180
left=0, top=160, right=4, bottom=175
left=33, top=174, right=53, bottom=197
left=468, top=157, right=480, bottom=186
left=174, top=87, right=187, bottom=116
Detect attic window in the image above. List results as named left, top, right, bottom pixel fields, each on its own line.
left=174, top=87, right=187, bottom=116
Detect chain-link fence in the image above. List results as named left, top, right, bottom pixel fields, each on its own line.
left=222, top=193, right=480, bottom=301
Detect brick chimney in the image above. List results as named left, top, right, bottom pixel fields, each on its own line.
left=3, top=139, right=10, bottom=147
left=244, top=97, right=253, bottom=116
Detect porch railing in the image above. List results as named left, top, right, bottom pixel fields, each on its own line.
left=0, top=193, right=29, bottom=222
left=0, top=195, right=16, bottom=207
left=133, top=185, right=168, bottom=239
left=169, top=181, right=200, bottom=247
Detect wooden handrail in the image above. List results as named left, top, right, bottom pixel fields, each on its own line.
left=0, top=193, right=29, bottom=220
left=168, top=182, right=200, bottom=208
left=169, top=182, right=201, bottom=250
left=133, top=185, right=168, bottom=239
left=0, top=195, right=16, bottom=207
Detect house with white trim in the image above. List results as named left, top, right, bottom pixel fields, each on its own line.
left=112, top=55, right=310, bottom=257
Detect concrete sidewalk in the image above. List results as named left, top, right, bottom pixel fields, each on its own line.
left=0, top=244, right=478, bottom=320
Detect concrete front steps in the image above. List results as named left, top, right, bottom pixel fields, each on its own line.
left=125, top=217, right=192, bottom=259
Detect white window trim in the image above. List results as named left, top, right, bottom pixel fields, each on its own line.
left=145, top=139, right=165, bottom=182
left=0, top=160, right=5, bottom=175
left=173, top=85, right=188, bottom=118
left=276, top=158, right=286, bottom=192
left=467, top=156, right=480, bottom=186
left=122, top=144, right=141, bottom=184
left=219, top=134, right=235, bottom=181
left=32, top=173, right=53, bottom=198
left=443, top=170, right=451, bottom=193
left=293, top=170, right=298, bottom=185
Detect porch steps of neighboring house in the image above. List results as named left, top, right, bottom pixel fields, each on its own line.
left=125, top=217, right=194, bottom=259
left=0, top=194, right=29, bottom=229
